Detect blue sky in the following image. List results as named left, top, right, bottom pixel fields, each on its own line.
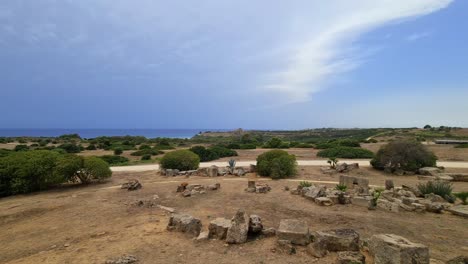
left=0, top=0, right=466, bottom=129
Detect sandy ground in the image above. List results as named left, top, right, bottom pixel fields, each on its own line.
left=1, top=167, right=467, bottom=264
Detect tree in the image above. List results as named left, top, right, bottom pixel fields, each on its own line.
left=160, top=150, right=200, bottom=171
left=423, top=125, right=432, bottom=129
left=55, top=155, right=112, bottom=184
left=371, top=140, right=437, bottom=173
left=114, top=148, right=123, bottom=155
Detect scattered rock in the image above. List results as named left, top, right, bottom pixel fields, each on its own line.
left=424, top=193, right=446, bottom=203
left=277, top=219, right=310, bottom=246
left=176, top=182, right=188, bottom=192
left=181, top=190, right=191, bottom=197
left=261, top=227, right=276, bottom=237
left=249, top=215, right=263, bottom=233
left=419, top=167, right=442, bottom=176
left=315, top=197, right=333, bottom=206
left=167, top=213, right=202, bottom=237
left=377, top=199, right=400, bottom=213
left=249, top=164, right=257, bottom=173
left=226, top=210, right=249, bottom=244
left=121, top=180, right=142, bottom=191
left=207, top=166, right=219, bottom=177
left=446, top=205, right=468, bottom=218
left=369, top=234, right=429, bottom=264
left=352, top=196, right=371, bottom=207
left=339, top=175, right=369, bottom=195
left=443, top=173, right=468, bottom=182
left=337, top=251, right=366, bottom=264
left=245, top=181, right=256, bottom=193
left=234, top=167, right=246, bottom=176
left=385, top=179, right=394, bottom=190
left=255, top=183, right=271, bottom=193
left=208, top=218, right=231, bottom=239
left=207, top=183, right=221, bottom=190
left=335, top=163, right=359, bottom=173
left=446, top=255, right=468, bottom=264
left=277, top=240, right=296, bottom=255
left=157, top=205, right=176, bottom=213
left=308, top=229, right=360, bottom=258
left=105, top=254, right=138, bottom=264
left=303, top=185, right=326, bottom=200
left=196, top=231, right=209, bottom=241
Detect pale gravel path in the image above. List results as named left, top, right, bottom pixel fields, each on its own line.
left=111, top=159, right=468, bottom=172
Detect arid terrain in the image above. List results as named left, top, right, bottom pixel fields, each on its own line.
left=1, top=167, right=467, bottom=264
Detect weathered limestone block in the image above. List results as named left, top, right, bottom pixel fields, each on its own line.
left=377, top=199, right=400, bottom=212
left=208, top=217, right=231, bottom=239
left=207, top=165, right=218, bottom=177
left=369, top=234, right=429, bottom=264
left=308, top=229, right=360, bottom=258
left=277, top=219, right=310, bottom=246
left=315, top=197, right=333, bottom=206
left=249, top=215, right=263, bottom=233
left=167, top=213, right=202, bottom=237
left=419, top=167, right=442, bottom=176
left=337, top=251, right=366, bottom=264
left=226, top=210, right=249, bottom=244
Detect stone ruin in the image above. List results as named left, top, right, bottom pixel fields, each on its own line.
left=245, top=180, right=271, bottom=194
left=175, top=182, right=221, bottom=197
left=289, top=183, right=352, bottom=206
left=418, top=167, right=468, bottom=182
left=161, top=165, right=254, bottom=177
left=120, top=180, right=142, bottom=191
left=321, top=162, right=360, bottom=174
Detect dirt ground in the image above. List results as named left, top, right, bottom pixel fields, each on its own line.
left=1, top=167, right=467, bottom=264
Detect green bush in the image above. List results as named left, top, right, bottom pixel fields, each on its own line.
left=189, top=146, right=237, bottom=162
left=99, top=155, right=129, bottom=165
left=114, top=148, right=123, bottom=155
left=417, top=181, right=453, bottom=202
left=455, top=144, right=468, bottom=148
left=14, top=144, right=29, bottom=152
left=256, top=150, right=297, bottom=179
left=141, top=154, right=151, bottom=161
left=263, top=138, right=285, bottom=148
left=55, top=155, right=112, bottom=184
left=139, top=144, right=152, bottom=150
left=130, top=149, right=163, bottom=156
left=57, top=143, right=81, bottom=153
left=240, top=143, right=257, bottom=149
left=299, top=181, right=312, bottom=187
left=160, top=150, right=200, bottom=171
left=315, top=140, right=361, bottom=149
left=86, top=144, right=97, bottom=150
left=0, top=150, right=62, bottom=196
left=454, top=192, right=468, bottom=205
left=0, top=149, right=12, bottom=157
left=317, top=147, right=374, bottom=159
left=371, top=140, right=437, bottom=173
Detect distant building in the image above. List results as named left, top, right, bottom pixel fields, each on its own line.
left=435, top=139, right=468, bottom=144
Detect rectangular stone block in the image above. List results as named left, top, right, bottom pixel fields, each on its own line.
left=369, top=234, right=429, bottom=264
left=277, top=219, right=310, bottom=245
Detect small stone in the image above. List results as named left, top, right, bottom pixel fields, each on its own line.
left=196, top=231, right=209, bottom=241
left=337, top=251, right=366, bottom=264
left=277, top=240, right=296, bottom=255
left=385, top=179, right=394, bottom=190
left=315, top=197, right=333, bottom=206
left=249, top=215, right=263, bottom=233
left=105, top=254, right=138, bottom=264
left=64, top=243, right=70, bottom=247
left=261, top=227, right=276, bottom=237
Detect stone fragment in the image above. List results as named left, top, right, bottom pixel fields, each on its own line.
left=277, top=240, right=296, bottom=255
left=207, top=166, right=218, bottom=177
left=339, top=175, right=369, bottom=195
left=446, top=256, right=468, bottom=264
left=121, top=180, right=142, bottom=191
left=207, top=183, right=221, bottom=190
left=105, top=254, right=138, bottom=264
left=196, top=168, right=207, bottom=176
left=255, top=183, right=271, bottom=193
left=156, top=205, right=176, bottom=213
left=196, top=231, right=209, bottom=241
left=167, top=213, right=202, bottom=237
left=446, top=205, right=468, bottom=218
left=424, top=193, right=446, bottom=203
left=419, top=167, right=442, bottom=176
left=181, top=190, right=191, bottom=197
left=226, top=210, right=249, bottom=244
left=377, top=199, right=400, bottom=212
left=234, top=167, right=246, bottom=176
left=208, top=218, right=231, bottom=239
left=249, top=215, right=263, bottom=233
left=303, top=185, right=326, bottom=200
left=336, top=251, right=366, bottom=264
left=315, top=197, right=333, bottom=206
left=277, top=219, right=310, bottom=246
left=261, top=227, right=276, bottom=237
left=308, top=229, right=360, bottom=258
left=385, top=179, right=394, bottom=190
left=352, top=196, right=371, bottom=207
left=369, top=234, right=429, bottom=264
left=249, top=164, right=257, bottom=173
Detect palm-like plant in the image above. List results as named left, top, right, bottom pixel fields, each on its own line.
left=327, top=157, right=339, bottom=169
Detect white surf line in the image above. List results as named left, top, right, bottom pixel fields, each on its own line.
left=111, top=159, right=468, bottom=172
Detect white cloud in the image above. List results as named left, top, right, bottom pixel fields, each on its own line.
left=407, top=31, right=432, bottom=41
left=263, top=0, right=452, bottom=103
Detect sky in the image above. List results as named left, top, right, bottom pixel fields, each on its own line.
left=0, top=0, right=467, bottom=129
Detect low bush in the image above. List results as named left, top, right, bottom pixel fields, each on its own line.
left=299, top=181, right=312, bottom=187
left=263, top=138, right=287, bottom=149
left=139, top=144, right=152, bottom=150
left=56, top=155, right=112, bottom=184
left=371, top=140, right=437, bottom=173
left=455, top=144, right=468, bottom=148
left=317, top=147, right=374, bottom=159
left=417, top=181, right=453, bottom=202
left=57, top=143, right=81, bottom=153
left=86, top=144, right=97, bottom=150
left=114, top=148, right=123, bottom=155
left=0, top=149, right=12, bottom=157
left=99, top=155, right=129, bottom=165
left=14, top=144, right=29, bottom=152
left=160, top=150, right=200, bottom=171
left=256, top=150, right=297, bottom=179
left=240, top=143, right=257, bottom=149
left=130, top=149, right=163, bottom=156
left=454, top=192, right=468, bottom=205
left=141, top=154, right=151, bottom=161
left=315, top=139, right=361, bottom=149
left=189, top=146, right=237, bottom=162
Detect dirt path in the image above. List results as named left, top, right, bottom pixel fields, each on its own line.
left=111, top=159, right=468, bottom=172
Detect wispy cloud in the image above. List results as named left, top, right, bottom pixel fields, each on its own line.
left=264, top=0, right=452, bottom=103
left=407, top=31, right=432, bottom=41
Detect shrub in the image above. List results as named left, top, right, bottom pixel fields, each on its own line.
left=317, top=147, right=374, bottom=159
left=0, top=150, right=62, bottom=196
left=228, top=159, right=236, bottom=171
left=99, top=155, right=129, bottom=165
left=371, top=140, right=437, bottom=173
left=57, top=143, right=81, bottom=153
left=14, top=144, right=29, bottom=152
left=454, top=192, right=468, bottom=205
left=256, top=150, right=297, bottom=179
left=86, top=144, right=97, bottom=150
left=264, top=138, right=283, bottom=149
left=139, top=144, right=152, bottom=150
left=0, top=149, right=12, bottom=157
left=335, top=184, right=347, bottom=192
left=130, top=149, right=163, bottom=156
left=299, top=181, right=312, bottom=188
left=160, top=150, right=200, bottom=171
left=315, top=140, right=361, bottom=149
left=189, top=146, right=237, bottom=162
left=227, top=143, right=241, bottom=149
left=55, top=155, right=112, bottom=184
left=141, top=154, right=151, bottom=161
left=417, top=181, right=453, bottom=202
left=240, top=143, right=257, bottom=149
left=327, top=157, right=339, bottom=169
left=114, top=148, right=123, bottom=155
left=455, top=144, right=468, bottom=148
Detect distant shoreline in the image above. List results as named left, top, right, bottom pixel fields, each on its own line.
left=0, top=129, right=229, bottom=139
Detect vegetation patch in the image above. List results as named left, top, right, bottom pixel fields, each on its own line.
left=417, top=181, right=453, bottom=202
left=256, top=150, right=297, bottom=179
left=189, top=146, right=237, bottom=162
left=99, top=155, right=130, bottom=165
left=160, top=150, right=200, bottom=171
left=317, top=147, right=374, bottom=159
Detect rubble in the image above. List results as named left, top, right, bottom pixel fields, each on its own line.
left=308, top=229, right=360, bottom=258
left=105, top=254, right=138, bottom=264
left=337, top=251, right=366, bottom=264
left=339, top=175, right=369, bottom=195
left=277, top=219, right=310, bottom=246
left=369, top=234, right=429, bottom=264
left=248, top=215, right=263, bottom=233
left=167, top=213, right=202, bottom=237
left=208, top=218, right=231, bottom=239
left=245, top=181, right=271, bottom=193
left=121, top=180, right=142, bottom=191
left=226, top=210, right=249, bottom=244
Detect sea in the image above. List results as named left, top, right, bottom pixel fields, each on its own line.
left=0, top=129, right=229, bottom=139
